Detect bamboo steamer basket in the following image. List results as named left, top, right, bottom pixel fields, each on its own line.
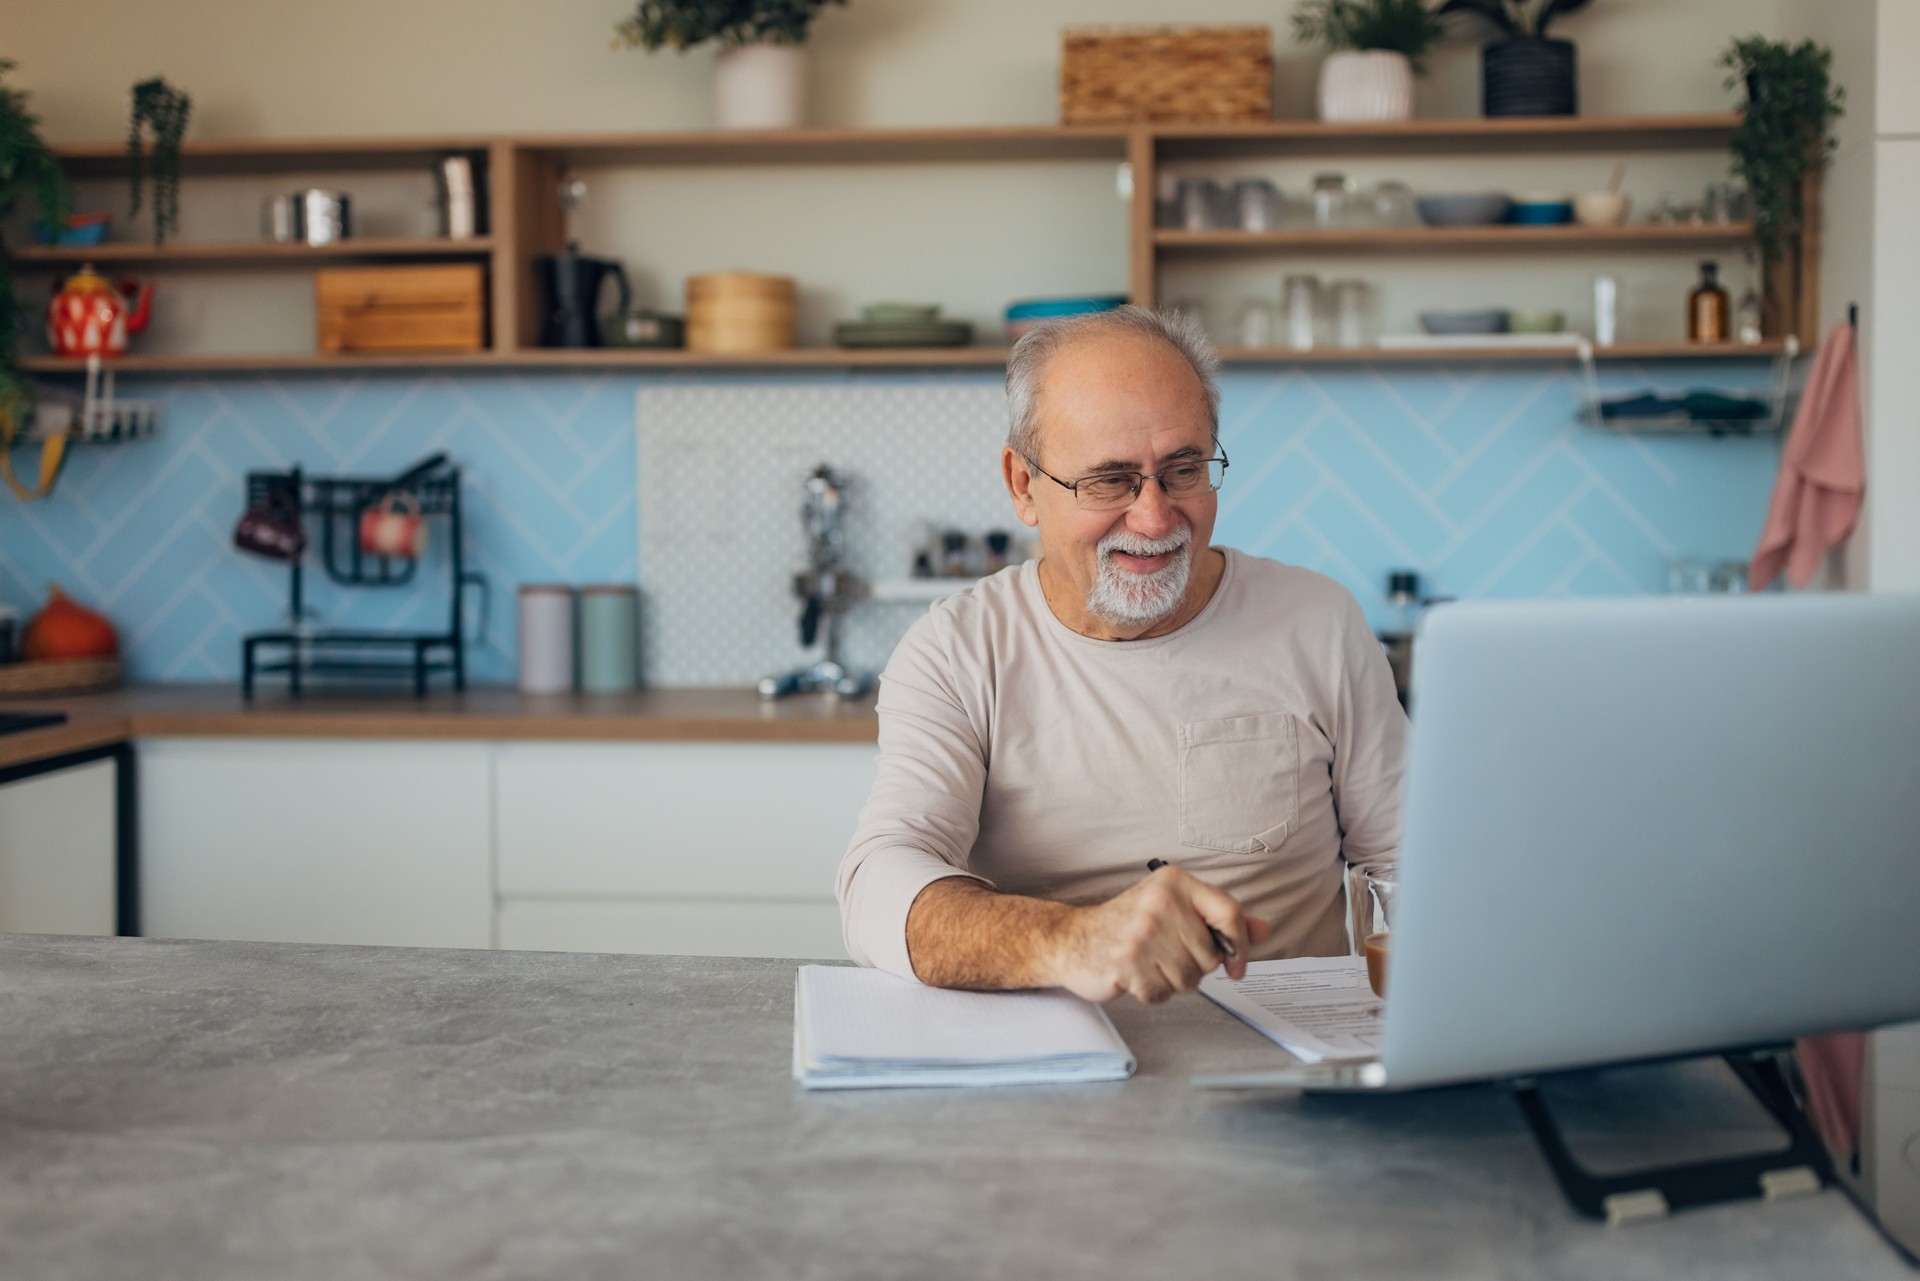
left=686, top=272, right=798, bottom=352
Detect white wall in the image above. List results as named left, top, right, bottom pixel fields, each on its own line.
left=1, top=0, right=1801, bottom=141
left=1869, top=0, right=1920, bottom=590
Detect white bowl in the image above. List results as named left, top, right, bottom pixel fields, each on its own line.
left=1574, top=192, right=1632, bottom=227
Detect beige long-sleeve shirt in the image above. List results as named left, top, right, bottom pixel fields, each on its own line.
left=836, top=548, right=1407, bottom=981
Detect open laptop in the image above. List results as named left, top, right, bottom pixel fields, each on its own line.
left=1194, top=593, right=1920, bottom=1094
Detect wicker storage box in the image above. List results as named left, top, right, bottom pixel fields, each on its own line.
left=1061, top=26, right=1272, bottom=125
left=315, top=265, right=486, bottom=355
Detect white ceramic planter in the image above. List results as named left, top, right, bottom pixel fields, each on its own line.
left=714, top=42, right=807, bottom=130
left=1317, top=50, right=1415, bottom=123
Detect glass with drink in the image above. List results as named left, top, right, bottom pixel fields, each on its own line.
left=1348, top=865, right=1398, bottom=998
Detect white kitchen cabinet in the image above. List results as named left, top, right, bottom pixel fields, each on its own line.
left=0, top=757, right=117, bottom=936
left=139, top=738, right=492, bottom=949
left=493, top=741, right=875, bottom=958
left=497, top=898, right=847, bottom=960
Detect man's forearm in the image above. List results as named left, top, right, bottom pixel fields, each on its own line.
left=904, top=876, right=1073, bottom=990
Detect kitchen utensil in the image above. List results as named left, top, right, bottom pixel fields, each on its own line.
left=832, top=320, right=973, bottom=348
left=263, top=194, right=299, bottom=242
left=604, top=309, right=686, bottom=348
left=31, top=213, right=110, bottom=246
left=1419, top=307, right=1509, bottom=335
left=1232, top=178, right=1281, bottom=231
left=1508, top=309, right=1566, bottom=333
left=47, top=266, right=153, bottom=358
left=1572, top=192, right=1631, bottom=226
left=537, top=246, right=632, bottom=348
left=578, top=585, right=639, bottom=694
left=233, top=478, right=307, bottom=561
left=1508, top=194, right=1574, bottom=225
left=1415, top=192, right=1511, bottom=226
left=1004, top=294, right=1126, bottom=340
left=359, top=491, right=428, bottom=560
left=435, top=153, right=481, bottom=240
left=516, top=585, right=575, bottom=695
left=1330, top=279, right=1372, bottom=348
left=295, top=189, right=352, bottom=245
left=759, top=464, right=869, bottom=701
left=1310, top=172, right=1356, bottom=228
left=1281, top=274, right=1322, bottom=349
left=686, top=271, right=796, bottom=353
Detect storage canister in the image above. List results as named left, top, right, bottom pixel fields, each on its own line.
left=517, top=584, right=575, bottom=695
left=578, top=584, right=640, bottom=695
left=685, top=272, right=797, bottom=353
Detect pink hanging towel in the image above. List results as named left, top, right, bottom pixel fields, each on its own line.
left=1750, top=321, right=1864, bottom=590
left=1796, top=1031, right=1866, bottom=1162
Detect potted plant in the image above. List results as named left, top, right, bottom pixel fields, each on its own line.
left=615, top=0, right=848, bottom=130
left=128, top=76, right=191, bottom=246
left=1721, top=37, right=1843, bottom=266
left=0, top=60, right=72, bottom=445
left=1292, top=0, right=1447, bottom=123
left=1439, top=0, right=1593, bottom=118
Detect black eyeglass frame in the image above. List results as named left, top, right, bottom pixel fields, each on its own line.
left=1022, top=450, right=1230, bottom=508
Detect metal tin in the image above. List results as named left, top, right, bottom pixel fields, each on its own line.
left=262, top=194, right=299, bottom=243
left=577, top=585, right=639, bottom=694
left=296, top=189, right=352, bottom=246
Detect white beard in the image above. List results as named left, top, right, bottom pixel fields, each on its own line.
left=1086, top=526, right=1194, bottom=628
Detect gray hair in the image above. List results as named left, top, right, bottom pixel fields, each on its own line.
left=1004, top=305, right=1221, bottom=464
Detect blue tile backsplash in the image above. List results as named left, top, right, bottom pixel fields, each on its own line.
left=0, top=359, right=1781, bottom=686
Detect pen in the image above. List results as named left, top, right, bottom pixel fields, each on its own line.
left=1144, top=858, right=1237, bottom=959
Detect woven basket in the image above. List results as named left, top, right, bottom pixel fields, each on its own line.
left=0, top=656, right=123, bottom=698
left=1061, top=26, right=1272, bottom=125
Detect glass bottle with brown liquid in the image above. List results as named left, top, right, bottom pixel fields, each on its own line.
left=1688, top=259, right=1730, bottom=343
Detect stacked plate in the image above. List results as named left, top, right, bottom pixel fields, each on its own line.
left=834, top=303, right=973, bottom=348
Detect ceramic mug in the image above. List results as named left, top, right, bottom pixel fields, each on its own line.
left=234, top=488, right=306, bottom=561
left=359, top=491, right=427, bottom=560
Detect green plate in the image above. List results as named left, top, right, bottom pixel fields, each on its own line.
left=860, top=302, right=943, bottom=324
left=834, top=320, right=973, bottom=348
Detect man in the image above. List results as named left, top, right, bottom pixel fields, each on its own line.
left=836, top=306, right=1405, bottom=1004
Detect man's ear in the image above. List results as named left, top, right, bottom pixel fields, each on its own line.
left=1002, top=447, right=1040, bottom=529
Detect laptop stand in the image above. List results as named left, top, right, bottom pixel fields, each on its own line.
left=1510, top=1047, right=1832, bottom=1225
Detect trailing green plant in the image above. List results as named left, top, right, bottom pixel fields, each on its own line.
left=1436, top=0, right=1593, bottom=39
left=1721, top=36, right=1844, bottom=263
left=128, top=76, right=190, bottom=246
left=0, top=60, right=73, bottom=435
left=1291, top=0, right=1448, bottom=73
left=615, top=0, right=846, bottom=51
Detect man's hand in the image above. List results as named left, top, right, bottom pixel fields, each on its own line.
left=1045, top=865, right=1271, bottom=1004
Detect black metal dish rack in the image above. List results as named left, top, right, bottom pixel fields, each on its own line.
left=241, top=458, right=486, bottom=698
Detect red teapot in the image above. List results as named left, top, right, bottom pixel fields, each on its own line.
left=47, top=265, right=153, bottom=358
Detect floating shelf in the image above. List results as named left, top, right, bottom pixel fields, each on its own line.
left=17, top=340, right=1791, bottom=375
left=12, top=237, right=496, bottom=269
left=1149, top=113, right=1740, bottom=158
left=1156, top=223, right=1757, bottom=254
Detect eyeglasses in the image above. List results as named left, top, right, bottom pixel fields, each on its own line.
left=1024, top=452, right=1229, bottom=511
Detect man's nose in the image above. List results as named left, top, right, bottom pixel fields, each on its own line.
left=1126, top=477, right=1181, bottom=536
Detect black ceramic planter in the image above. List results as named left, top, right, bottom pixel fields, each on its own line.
left=1482, top=37, right=1577, bottom=117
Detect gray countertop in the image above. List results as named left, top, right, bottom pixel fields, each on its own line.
left=1, top=935, right=1908, bottom=1281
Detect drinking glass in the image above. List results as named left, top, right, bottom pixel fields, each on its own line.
left=1348, top=865, right=1398, bottom=998
left=1281, top=274, right=1322, bottom=350
left=1233, top=178, right=1281, bottom=231
left=1236, top=298, right=1275, bottom=348
left=1330, top=279, right=1373, bottom=348
left=1311, top=173, right=1357, bottom=228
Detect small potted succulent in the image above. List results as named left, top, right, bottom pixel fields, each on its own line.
left=616, top=0, right=848, bottom=130
left=1292, top=0, right=1448, bottom=123
left=1439, top=0, right=1593, bottom=118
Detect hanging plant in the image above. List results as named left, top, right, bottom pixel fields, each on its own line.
left=0, top=59, right=73, bottom=441
left=128, top=76, right=191, bottom=246
left=1720, top=37, right=1844, bottom=264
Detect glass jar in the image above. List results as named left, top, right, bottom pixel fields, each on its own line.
left=1232, top=178, right=1281, bottom=232
left=1369, top=180, right=1418, bottom=228
left=1236, top=298, right=1276, bottom=348
left=1329, top=279, right=1373, bottom=349
left=1176, top=178, right=1227, bottom=231
left=1310, top=173, right=1357, bottom=229
left=1281, top=274, right=1323, bottom=349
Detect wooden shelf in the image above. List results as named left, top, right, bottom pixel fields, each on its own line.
left=49, top=136, right=497, bottom=178
left=12, top=238, right=496, bottom=269
left=19, top=341, right=1788, bottom=375
left=1156, top=223, right=1758, bottom=254
left=515, top=125, right=1132, bottom=167
left=1150, top=113, right=1741, bottom=158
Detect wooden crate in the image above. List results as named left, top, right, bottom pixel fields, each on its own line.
left=1061, top=26, right=1272, bottom=125
left=315, top=264, right=486, bottom=354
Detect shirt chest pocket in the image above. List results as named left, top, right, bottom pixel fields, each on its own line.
left=1178, top=712, right=1300, bottom=854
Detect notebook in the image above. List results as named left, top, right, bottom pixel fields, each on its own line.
left=792, top=964, right=1136, bottom=1090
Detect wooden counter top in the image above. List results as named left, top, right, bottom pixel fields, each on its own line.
left=0, top=685, right=879, bottom=771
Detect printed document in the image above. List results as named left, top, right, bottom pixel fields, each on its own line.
left=793, top=965, right=1136, bottom=1090
left=1198, top=956, right=1384, bottom=1063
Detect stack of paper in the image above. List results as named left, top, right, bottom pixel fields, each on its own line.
left=792, top=964, right=1136, bottom=1090
left=1197, top=956, right=1384, bottom=1063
